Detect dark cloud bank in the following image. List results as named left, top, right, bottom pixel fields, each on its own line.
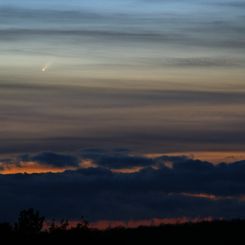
left=1, top=150, right=245, bottom=222
left=20, top=152, right=80, bottom=167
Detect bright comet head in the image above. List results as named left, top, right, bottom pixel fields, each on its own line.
left=42, top=64, right=48, bottom=72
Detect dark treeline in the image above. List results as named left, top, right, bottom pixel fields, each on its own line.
left=0, top=209, right=245, bottom=244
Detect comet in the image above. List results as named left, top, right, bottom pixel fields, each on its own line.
left=41, top=61, right=53, bottom=72
left=42, top=64, right=49, bottom=72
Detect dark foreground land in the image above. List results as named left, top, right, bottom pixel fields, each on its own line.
left=1, top=220, right=245, bottom=244
left=1, top=209, right=245, bottom=244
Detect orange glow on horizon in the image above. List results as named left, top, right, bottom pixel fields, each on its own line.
left=182, top=193, right=218, bottom=201
left=0, top=161, right=77, bottom=174
left=145, top=151, right=245, bottom=164
left=63, top=217, right=215, bottom=230
left=111, top=166, right=144, bottom=174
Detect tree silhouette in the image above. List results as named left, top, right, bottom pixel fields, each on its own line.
left=75, top=216, right=89, bottom=230
left=15, top=208, right=45, bottom=235
left=0, top=209, right=244, bottom=243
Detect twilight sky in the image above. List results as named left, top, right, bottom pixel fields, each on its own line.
left=0, top=0, right=245, bottom=224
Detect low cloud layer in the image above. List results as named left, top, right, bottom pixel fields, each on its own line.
left=1, top=150, right=245, bottom=222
